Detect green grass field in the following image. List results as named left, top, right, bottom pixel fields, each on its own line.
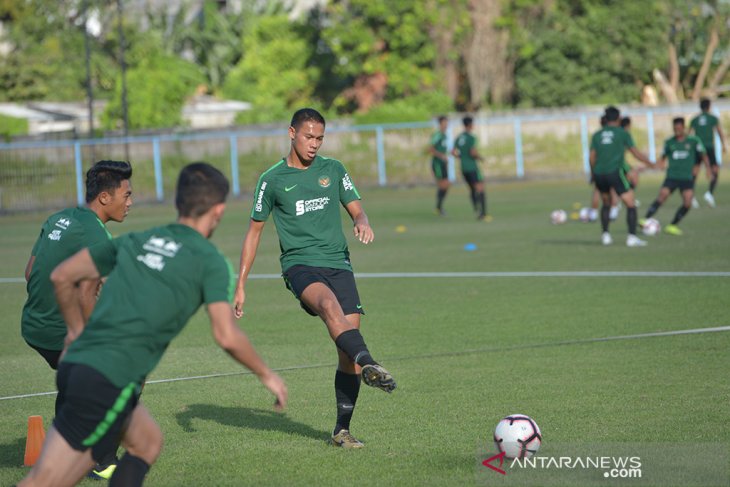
left=1, top=177, right=729, bottom=486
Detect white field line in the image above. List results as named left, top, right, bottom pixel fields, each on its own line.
left=2, top=325, right=729, bottom=402
left=2, top=271, right=730, bottom=284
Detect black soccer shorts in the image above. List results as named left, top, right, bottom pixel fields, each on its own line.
left=661, top=178, right=694, bottom=192
left=283, top=265, right=364, bottom=317
left=594, top=170, right=630, bottom=195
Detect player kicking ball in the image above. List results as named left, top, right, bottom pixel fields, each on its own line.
left=234, top=108, right=396, bottom=449
left=642, top=117, right=710, bottom=236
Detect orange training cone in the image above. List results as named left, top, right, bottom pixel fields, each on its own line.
left=24, top=415, right=45, bottom=467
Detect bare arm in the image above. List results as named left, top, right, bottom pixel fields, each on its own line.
left=208, top=302, right=287, bottom=410
left=717, top=124, right=726, bottom=153
left=589, top=148, right=596, bottom=169
left=234, top=219, right=266, bottom=318
left=428, top=145, right=448, bottom=162
left=79, top=278, right=103, bottom=322
left=628, top=146, right=654, bottom=167
left=345, top=200, right=374, bottom=244
left=24, top=255, right=35, bottom=282
left=469, top=147, right=483, bottom=162
left=49, top=248, right=101, bottom=347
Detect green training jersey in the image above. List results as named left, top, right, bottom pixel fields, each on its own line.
left=21, top=207, right=111, bottom=351
left=62, top=224, right=233, bottom=388
left=430, top=130, right=447, bottom=165
left=591, top=126, right=635, bottom=175
left=663, top=135, right=705, bottom=181
left=454, top=132, right=479, bottom=172
left=690, top=112, right=719, bottom=149
left=251, top=155, right=361, bottom=273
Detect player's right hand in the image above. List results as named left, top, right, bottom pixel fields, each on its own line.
left=233, top=285, right=245, bottom=319
left=260, top=371, right=288, bottom=411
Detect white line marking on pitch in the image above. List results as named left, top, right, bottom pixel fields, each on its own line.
left=2, top=325, right=729, bottom=402
left=2, top=271, right=730, bottom=284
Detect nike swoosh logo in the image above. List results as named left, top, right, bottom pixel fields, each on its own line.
left=284, top=185, right=297, bottom=192
left=356, top=304, right=362, bottom=309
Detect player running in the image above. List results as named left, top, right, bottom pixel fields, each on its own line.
left=452, top=116, right=489, bottom=221
left=642, top=117, right=710, bottom=236
left=234, top=108, right=395, bottom=449
left=429, top=115, right=450, bottom=216
left=589, top=106, right=654, bottom=247
left=689, top=98, right=726, bottom=207
left=18, top=163, right=287, bottom=487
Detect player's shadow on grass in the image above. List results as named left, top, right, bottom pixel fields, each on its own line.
left=0, top=437, right=25, bottom=467
left=175, top=404, right=327, bottom=442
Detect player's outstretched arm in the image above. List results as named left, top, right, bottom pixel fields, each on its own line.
left=50, top=248, right=101, bottom=346
left=628, top=147, right=654, bottom=167
left=345, top=200, right=374, bottom=244
left=234, top=219, right=266, bottom=318
left=717, top=124, right=727, bottom=153
left=208, top=302, right=287, bottom=410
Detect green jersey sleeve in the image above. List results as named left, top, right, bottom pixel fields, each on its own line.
left=338, top=163, right=361, bottom=206
left=662, top=139, right=670, bottom=159
left=88, top=236, right=120, bottom=277
left=202, top=253, right=234, bottom=304
left=250, top=173, right=276, bottom=221
left=692, top=136, right=706, bottom=153
left=623, top=130, right=636, bottom=149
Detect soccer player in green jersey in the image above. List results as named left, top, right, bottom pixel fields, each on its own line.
left=643, top=117, right=710, bottom=236
left=452, top=116, right=489, bottom=221
left=21, top=160, right=132, bottom=480
left=689, top=98, right=726, bottom=207
left=18, top=163, right=287, bottom=487
left=429, top=115, right=450, bottom=216
left=589, top=106, right=654, bottom=247
left=234, top=108, right=396, bottom=449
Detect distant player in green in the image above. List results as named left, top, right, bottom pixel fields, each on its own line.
left=234, top=108, right=396, bottom=449
left=21, top=160, right=132, bottom=480
left=589, top=106, right=654, bottom=247
left=643, top=117, right=710, bottom=236
left=452, top=116, right=489, bottom=221
left=18, top=163, right=287, bottom=487
left=689, top=98, right=726, bottom=207
left=429, top=115, right=450, bottom=216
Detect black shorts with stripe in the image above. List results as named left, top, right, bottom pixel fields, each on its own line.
left=462, top=170, right=483, bottom=186
left=695, top=148, right=717, bottom=166
left=593, top=170, right=630, bottom=195
left=283, top=265, right=364, bottom=317
left=54, top=362, right=140, bottom=463
left=662, top=178, right=694, bottom=192
left=432, top=160, right=448, bottom=181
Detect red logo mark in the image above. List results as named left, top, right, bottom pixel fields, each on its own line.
left=482, top=451, right=507, bottom=475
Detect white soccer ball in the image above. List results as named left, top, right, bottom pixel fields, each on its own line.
left=579, top=207, right=591, bottom=222
left=642, top=218, right=661, bottom=236
left=494, top=414, right=542, bottom=459
left=550, top=209, right=567, bottom=225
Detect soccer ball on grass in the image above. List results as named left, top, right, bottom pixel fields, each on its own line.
left=494, top=414, right=542, bottom=459
left=641, top=218, right=661, bottom=236
left=550, top=210, right=567, bottom=225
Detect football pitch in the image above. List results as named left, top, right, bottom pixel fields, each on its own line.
left=1, top=177, right=728, bottom=486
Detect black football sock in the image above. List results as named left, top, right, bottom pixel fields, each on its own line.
left=334, top=329, right=377, bottom=367
left=469, top=187, right=478, bottom=211
left=627, top=207, right=638, bottom=235
left=478, top=191, right=487, bottom=216
left=600, top=205, right=610, bottom=232
left=436, top=188, right=447, bottom=210
left=645, top=200, right=660, bottom=218
left=709, top=174, right=718, bottom=194
left=109, top=453, right=149, bottom=487
left=671, top=205, right=689, bottom=225
left=333, top=370, right=360, bottom=435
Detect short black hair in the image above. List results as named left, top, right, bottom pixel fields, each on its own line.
left=673, top=117, right=685, bottom=126
left=620, top=116, right=631, bottom=129
left=290, top=108, right=325, bottom=129
left=604, top=106, right=620, bottom=122
left=85, top=160, right=132, bottom=203
left=175, top=162, right=230, bottom=218
left=462, top=116, right=473, bottom=127
left=437, top=115, right=448, bottom=123
left=700, top=98, right=711, bottom=111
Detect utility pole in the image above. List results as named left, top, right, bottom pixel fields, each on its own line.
left=116, top=0, right=130, bottom=161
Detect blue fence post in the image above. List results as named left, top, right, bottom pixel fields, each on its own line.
left=447, top=122, right=456, bottom=182
left=152, top=138, right=163, bottom=202
left=714, top=108, right=723, bottom=165
left=646, top=111, right=656, bottom=162
left=74, top=141, right=84, bottom=206
left=513, top=118, right=524, bottom=178
left=376, top=126, right=386, bottom=186
left=230, top=134, right=240, bottom=196
left=580, top=114, right=590, bottom=176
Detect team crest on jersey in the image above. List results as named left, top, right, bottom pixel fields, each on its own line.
left=318, top=176, right=331, bottom=188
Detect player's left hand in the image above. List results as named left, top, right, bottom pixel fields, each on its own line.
left=353, top=222, right=374, bottom=244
